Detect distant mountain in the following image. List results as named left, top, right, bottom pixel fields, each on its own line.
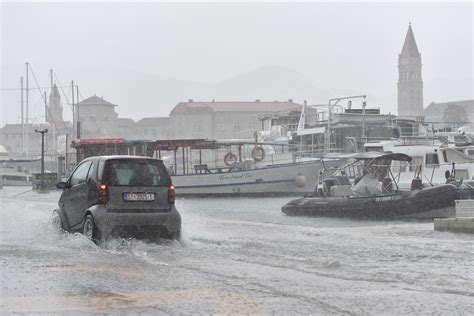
left=3, top=64, right=471, bottom=125
left=214, top=65, right=332, bottom=102
left=71, top=65, right=346, bottom=119
left=67, top=65, right=404, bottom=119
left=69, top=65, right=213, bottom=119
left=72, top=65, right=406, bottom=119
left=72, top=66, right=473, bottom=119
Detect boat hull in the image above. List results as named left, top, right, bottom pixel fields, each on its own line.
left=281, top=184, right=458, bottom=219
left=172, top=160, right=340, bottom=196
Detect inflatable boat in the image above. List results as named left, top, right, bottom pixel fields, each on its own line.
left=281, top=152, right=462, bottom=219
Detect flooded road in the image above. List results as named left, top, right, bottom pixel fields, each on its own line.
left=1, top=187, right=474, bottom=314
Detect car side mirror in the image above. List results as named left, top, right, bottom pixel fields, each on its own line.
left=56, top=182, right=69, bottom=190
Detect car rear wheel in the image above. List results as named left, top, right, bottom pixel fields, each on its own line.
left=83, top=215, right=101, bottom=244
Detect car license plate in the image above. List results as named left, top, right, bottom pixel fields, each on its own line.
left=123, top=192, right=155, bottom=201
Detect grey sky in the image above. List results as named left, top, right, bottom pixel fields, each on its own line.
left=1, top=2, right=473, bottom=124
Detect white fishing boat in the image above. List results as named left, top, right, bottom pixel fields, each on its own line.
left=0, top=167, right=33, bottom=186
left=363, top=138, right=474, bottom=190
left=158, top=139, right=341, bottom=196
left=0, top=157, right=41, bottom=186
left=70, top=138, right=343, bottom=196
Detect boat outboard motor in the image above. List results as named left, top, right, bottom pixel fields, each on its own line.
left=410, top=177, right=423, bottom=191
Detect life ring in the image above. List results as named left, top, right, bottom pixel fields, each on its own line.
left=224, top=153, right=238, bottom=166
left=251, top=146, right=265, bottom=161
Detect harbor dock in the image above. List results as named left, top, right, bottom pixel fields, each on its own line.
left=434, top=200, right=474, bottom=234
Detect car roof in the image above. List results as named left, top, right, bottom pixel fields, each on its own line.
left=83, top=155, right=163, bottom=162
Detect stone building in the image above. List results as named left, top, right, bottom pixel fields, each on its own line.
left=76, top=95, right=121, bottom=138
left=169, top=100, right=301, bottom=140
left=423, top=100, right=474, bottom=130
left=135, top=117, right=170, bottom=140
left=398, top=23, right=423, bottom=117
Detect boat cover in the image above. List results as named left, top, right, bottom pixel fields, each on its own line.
left=325, top=151, right=412, bottom=162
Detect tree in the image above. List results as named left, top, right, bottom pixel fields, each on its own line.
left=443, top=104, right=468, bottom=123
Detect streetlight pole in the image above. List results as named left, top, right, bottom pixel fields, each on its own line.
left=35, top=128, right=48, bottom=192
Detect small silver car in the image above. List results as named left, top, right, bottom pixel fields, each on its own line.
left=53, top=156, right=181, bottom=244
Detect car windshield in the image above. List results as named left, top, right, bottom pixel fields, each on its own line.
left=102, top=159, right=171, bottom=187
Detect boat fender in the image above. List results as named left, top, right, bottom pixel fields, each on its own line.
left=294, top=175, right=306, bottom=188
left=251, top=146, right=265, bottom=161
left=224, top=153, right=238, bottom=166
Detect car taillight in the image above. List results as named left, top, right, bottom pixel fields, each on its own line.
left=168, top=184, right=176, bottom=204
left=98, top=183, right=109, bottom=204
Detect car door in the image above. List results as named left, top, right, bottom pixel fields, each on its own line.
left=63, top=160, right=93, bottom=228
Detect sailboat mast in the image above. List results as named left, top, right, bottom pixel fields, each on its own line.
left=76, top=85, right=80, bottom=138
left=20, top=76, right=24, bottom=153
left=71, top=81, right=75, bottom=139
left=25, top=62, right=29, bottom=154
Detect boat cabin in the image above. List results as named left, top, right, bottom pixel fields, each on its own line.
left=364, top=140, right=474, bottom=189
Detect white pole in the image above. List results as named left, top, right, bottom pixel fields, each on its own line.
left=25, top=62, right=29, bottom=154
left=20, top=76, right=24, bottom=153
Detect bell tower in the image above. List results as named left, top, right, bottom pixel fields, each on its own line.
left=47, top=83, right=64, bottom=124
left=398, top=23, right=423, bottom=117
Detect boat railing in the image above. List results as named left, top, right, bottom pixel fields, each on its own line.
left=164, top=144, right=344, bottom=176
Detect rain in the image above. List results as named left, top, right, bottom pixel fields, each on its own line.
left=1, top=2, right=474, bottom=314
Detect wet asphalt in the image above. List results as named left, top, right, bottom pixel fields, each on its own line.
left=1, top=187, right=474, bottom=314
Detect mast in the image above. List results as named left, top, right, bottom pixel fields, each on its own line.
left=44, top=91, right=48, bottom=122
left=50, top=69, right=53, bottom=91
left=25, top=62, right=29, bottom=154
left=20, top=76, right=24, bottom=153
left=44, top=90, right=49, bottom=153
left=76, top=85, right=80, bottom=138
left=71, top=80, right=75, bottom=139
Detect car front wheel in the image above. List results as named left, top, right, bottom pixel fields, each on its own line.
left=169, top=230, right=181, bottom=242
left=83, top=215, right=101, bottom=244
left=52, top=210, right=65, bottom=232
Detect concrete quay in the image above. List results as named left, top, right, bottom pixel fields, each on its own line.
left=434, top=200, right=474, bottom=234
